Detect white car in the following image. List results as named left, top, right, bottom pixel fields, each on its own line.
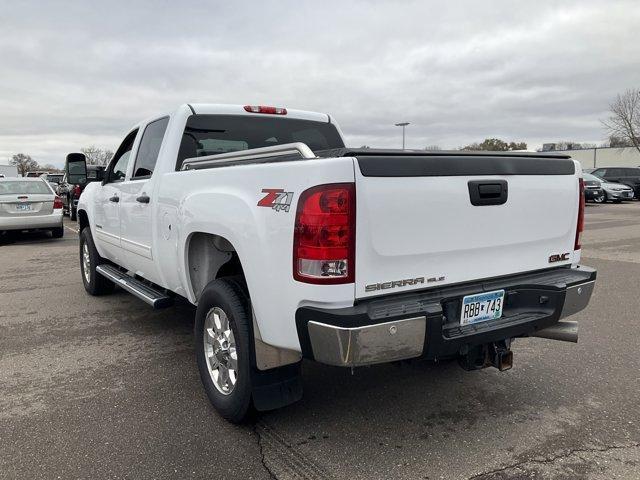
left=0, top=177, right=64, bottom=238
left=72, top=104, right=596, bottom=422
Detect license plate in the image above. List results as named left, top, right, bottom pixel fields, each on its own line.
left=460, top=289, right=505, bottom=326
left=16, top=204, right=32, bottom=211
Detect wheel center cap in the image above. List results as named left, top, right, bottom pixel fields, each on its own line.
left=214, top=337, right=229, bottom=362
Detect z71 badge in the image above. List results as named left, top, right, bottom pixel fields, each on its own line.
left=257, top=188, right=294, bottom=212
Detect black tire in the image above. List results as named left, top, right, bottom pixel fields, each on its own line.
left=70, top=206, right=77, bottom=221
left=79, top=228, right=114, bottom=295
left=195, top=278, right=253, bottom=423
left=51, top=227, right=64, bottom=238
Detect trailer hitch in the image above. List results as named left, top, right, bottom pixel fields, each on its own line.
left=458, top=340, right=513, bottom=372
left=489, top=341, right=513, bottom=371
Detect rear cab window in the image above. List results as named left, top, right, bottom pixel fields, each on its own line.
left=175, top=115, right=345, bottom=170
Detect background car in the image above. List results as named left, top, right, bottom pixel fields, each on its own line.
left=590, top=167, right=640, bottom=199
left=58, top=165, right=105, bottom=220
left=582, top=173, right=606, bottom=203
left=0, top=177, right=64, bottom=238
left=588, top=172, right=635, bottom=203
left=45, top=173, right=65, bottom=184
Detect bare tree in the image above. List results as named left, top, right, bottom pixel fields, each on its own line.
left=607, top=135, right=633, bottom=148
left=460, top=138, right=527, bottom=151
left=603, top=88, right=640, bottom=154
left=41, top=164, right=62, bottom=172
left=80, top=146, right=114, bottom=166
left=9, top=153, right=39, bottom=177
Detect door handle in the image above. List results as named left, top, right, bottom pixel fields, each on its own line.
left=468, top=180, right=508, bottom=206
left=109, top=195, right=119, bottom=203
left=136, top=195, right=150, bottom=204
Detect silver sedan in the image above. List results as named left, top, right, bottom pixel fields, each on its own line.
left=0, top=177, right=64, bottom=238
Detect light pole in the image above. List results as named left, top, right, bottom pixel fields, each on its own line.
left=395, top=122, right=410, bottom=149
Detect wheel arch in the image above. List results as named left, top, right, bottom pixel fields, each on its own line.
left=185, top=231, right=245, bottom=303
left=78, top=209, right=89, bottom=232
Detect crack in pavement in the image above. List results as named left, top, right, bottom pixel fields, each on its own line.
left=254, top=420, right=333, bottom=480
left=468, top=442, right=640, bottom=479
left=254, top=422, right=278, bottom=480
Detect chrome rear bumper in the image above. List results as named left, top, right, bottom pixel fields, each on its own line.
left=299, top=266, right=596, bottom=367
left=307, top=317, right=426, bottom=367
left=559, top=280, right=595, bottom=318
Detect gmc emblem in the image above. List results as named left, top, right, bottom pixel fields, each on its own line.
left=549, top=252, right=570, bottom=263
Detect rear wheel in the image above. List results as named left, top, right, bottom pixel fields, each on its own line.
left=195, top=278, right=253, bottom=423
left=51, top=227, right=64, bottom=238
left=79, top=228, right=114, bottom=295
left=70, top=206, right=77, bottom=221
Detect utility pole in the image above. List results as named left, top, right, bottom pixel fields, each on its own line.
left=395, top=122, right=410, bottom=149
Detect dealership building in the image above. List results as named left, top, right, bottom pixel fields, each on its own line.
left=543, top=146, right=640, bottom=170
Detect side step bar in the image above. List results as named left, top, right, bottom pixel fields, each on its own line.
left=96, top=264, right=173, bottom=309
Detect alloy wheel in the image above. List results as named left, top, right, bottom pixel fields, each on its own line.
left=203, top=307, right=238, bottom=395
left=82, top=242, right=91, bottom=284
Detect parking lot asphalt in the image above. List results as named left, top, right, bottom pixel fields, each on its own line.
left=1, top=202, right=639, bottom=480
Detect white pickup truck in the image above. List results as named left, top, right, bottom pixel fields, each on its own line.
left=69, top=104, right=596, bottom=422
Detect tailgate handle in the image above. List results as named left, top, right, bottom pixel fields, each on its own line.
left=468, top=180, right=508, bottom=206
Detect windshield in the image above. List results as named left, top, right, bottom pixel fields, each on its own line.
left=0, top=180, right=52, bottom=195
left=176, top=114, right=345, bottom=169
left=583, top=173, right=600, bottom=182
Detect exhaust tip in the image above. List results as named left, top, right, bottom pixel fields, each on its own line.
left=531, top=320, right=578, bottom=343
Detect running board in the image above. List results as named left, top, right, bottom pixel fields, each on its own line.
left=96, top=264, right=173, bottom=309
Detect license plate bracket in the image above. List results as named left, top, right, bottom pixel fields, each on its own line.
left=460, top=289, right=505, bottom=326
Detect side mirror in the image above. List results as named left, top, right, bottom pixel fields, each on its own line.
left=65, top=153, right=87, bottom=185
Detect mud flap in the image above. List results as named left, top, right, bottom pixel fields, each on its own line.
left=251, top=362, right=303, bottom=411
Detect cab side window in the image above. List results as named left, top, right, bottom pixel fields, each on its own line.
left=107, top=130, right=138, bottom=183
left=132, top=117, right=169, bottom=179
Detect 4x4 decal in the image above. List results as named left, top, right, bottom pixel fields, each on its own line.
left=257, top=188, right=294, bottom=212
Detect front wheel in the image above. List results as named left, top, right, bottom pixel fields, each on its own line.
left=195, top=278, right=253, bottom=423
left=593, top=194, right=605, bottom=204
left=79, top=228, right=114, bottom=295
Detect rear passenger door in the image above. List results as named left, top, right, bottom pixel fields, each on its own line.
left=604, top=168, right=624, bottom=183
left=119, top=117, right=169, bottom=281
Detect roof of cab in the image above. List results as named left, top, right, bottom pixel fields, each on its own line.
left=187, top=104, right=330, bottom=123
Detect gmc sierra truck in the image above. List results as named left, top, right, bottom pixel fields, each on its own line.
left=68, top=104, right=596, bottom=422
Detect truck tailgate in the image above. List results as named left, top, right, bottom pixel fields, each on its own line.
left=352, top=152, right=580, bottom=299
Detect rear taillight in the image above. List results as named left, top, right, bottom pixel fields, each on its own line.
left=293, top=183, right=355, bottom=284
left=53, top=196, right=63, bottom=209
left=244, top=105, right=287, bottom=115
left=575, top=178, right=585, bottom=250
left=73, top=185, right=82, bottom=197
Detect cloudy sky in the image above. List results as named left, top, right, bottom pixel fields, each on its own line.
left=1, top=0, right=639, bottom=168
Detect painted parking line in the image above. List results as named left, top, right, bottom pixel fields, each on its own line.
left=65, top=225, right=79, bottom=234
